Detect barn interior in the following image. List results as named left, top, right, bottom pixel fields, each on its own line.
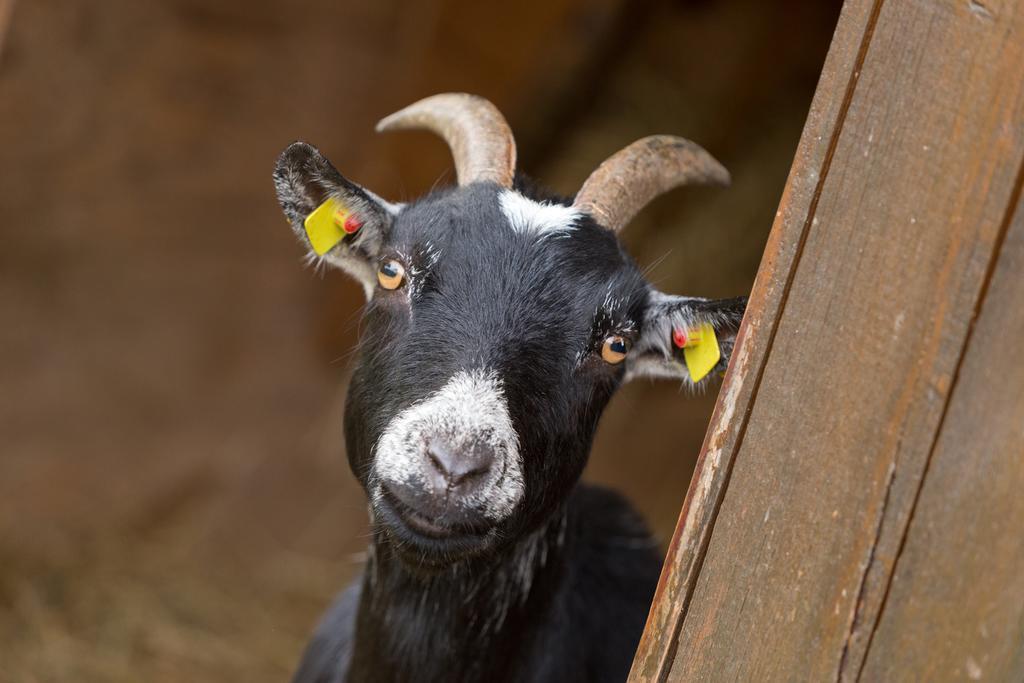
left=0, top=1, right=840, bottom=679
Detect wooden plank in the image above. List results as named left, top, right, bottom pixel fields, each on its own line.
left=626, top=0, right=876, bottom=677
left=653, top=0, right=1024, bottom=680
left=858, top=177, right=1024, bottom=681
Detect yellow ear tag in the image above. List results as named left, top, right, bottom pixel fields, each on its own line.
left=681, top=322, right=721, bottom=383
left=303, top=197, right=360, bottom=256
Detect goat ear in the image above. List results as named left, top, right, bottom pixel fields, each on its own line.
left=626, top=291, right=746, bottom=386
left=273, top=142, right=400, bottom=297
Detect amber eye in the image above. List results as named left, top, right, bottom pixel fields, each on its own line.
left=377, top=259, right=406, bottom=290
left=601, top=335, right=630, bottom=364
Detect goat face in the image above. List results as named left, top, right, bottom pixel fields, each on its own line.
left=346, top=184, right=650, bottom=564
left=273, top=95, right=746, bottom=568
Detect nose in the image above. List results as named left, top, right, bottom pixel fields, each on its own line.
left=426, top=439, right=493, bottom=492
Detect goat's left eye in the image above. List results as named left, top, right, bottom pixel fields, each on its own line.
left=601, top=336, right=630, bottom=364
left=378, top=259, right=406, bottom=290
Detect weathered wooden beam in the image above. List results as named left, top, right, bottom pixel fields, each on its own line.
left=857, top=173, right=1024, bottom=682
left=628, top=0, right=880, bottom=677
left=631, top=0, right=1024, bottom=679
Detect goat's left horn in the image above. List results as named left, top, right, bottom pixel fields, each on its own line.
left=572, top=135, right=729, bottom=233
left=376, top=93, right=516, bottom=188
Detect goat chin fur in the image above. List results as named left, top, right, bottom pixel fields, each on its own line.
left=292, top=485, right=662, bottom=683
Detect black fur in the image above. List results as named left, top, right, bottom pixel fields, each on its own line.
left=294, top=486, right=660, bottom=683
left=274, top=143, right=746, bottom=683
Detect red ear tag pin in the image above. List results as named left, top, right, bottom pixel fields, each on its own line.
left=341, top=214, right=362, bottom=234
left=672, top=326, right=701, bottom=349
left=337, top=210, right=362, bottom=234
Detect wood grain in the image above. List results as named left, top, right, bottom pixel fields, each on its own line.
left=858, top=172, right=1024, bottom=682
left=629, top=0, right=1024, bottom=680
left=626, top=1, right=874, bottom=678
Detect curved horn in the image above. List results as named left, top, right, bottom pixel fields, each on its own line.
left=375, top=93, right=517, bottom=188
left=573, top=135, right=729, bottom=233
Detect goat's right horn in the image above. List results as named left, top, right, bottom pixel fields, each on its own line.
left=572, top=135, right=729, bottom=233
left=376, top=93, right=517, bottom=188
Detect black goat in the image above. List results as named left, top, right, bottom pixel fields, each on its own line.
left=273, top=93, right=746, bottom=683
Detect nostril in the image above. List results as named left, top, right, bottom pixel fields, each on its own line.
left=427, top=439, right=492, bottom=488
left=452, top=462, right=490, bottom=487
left=426, top=447, right=452, bottom=481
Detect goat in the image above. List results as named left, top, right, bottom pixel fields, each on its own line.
left=273, top=93, right=747, bottom=683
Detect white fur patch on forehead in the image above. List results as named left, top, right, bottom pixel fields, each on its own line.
left=498, top=189, right=581, bottom=238
left=373, top=369, right=524, bottom=521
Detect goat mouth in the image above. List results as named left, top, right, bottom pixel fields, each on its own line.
left=375, top=485, right=496, bottom=561
left=380, top=487, right=454, bottom=538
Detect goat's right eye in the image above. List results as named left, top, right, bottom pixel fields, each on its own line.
left=378, top=259, right=406, bottom=290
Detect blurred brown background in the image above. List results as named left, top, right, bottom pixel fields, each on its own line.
left=0, top=1, right=839, bottom=680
